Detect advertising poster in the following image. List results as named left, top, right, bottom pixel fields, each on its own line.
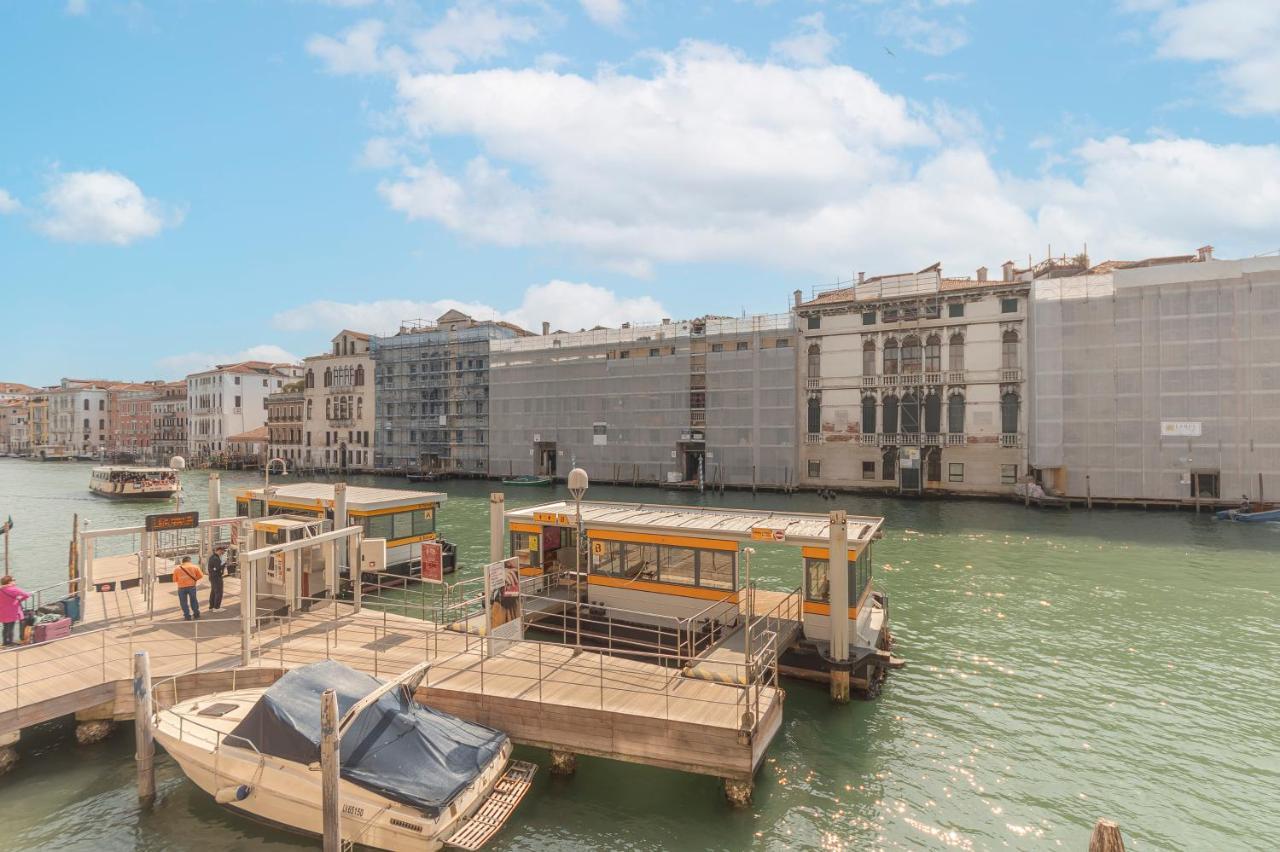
left=485, top=557, right=523, bottom=655
left=420, top=540, right=443, bottom=584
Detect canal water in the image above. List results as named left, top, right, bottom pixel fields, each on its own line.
left=0, top=458, right=1275, bottom=851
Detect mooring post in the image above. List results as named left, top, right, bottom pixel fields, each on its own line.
left=489, top=492, right=505, bottom=564
left=0, top=729, right=18, bottom=776
left=549, top=749, right=577, bottom=776
left=349, top=532, right=362, bottom=614
left=828, top=510, right=851, bottom=704
left=320, top=688, right=341, bottom=852
left=722, top=777, right=752, bottom=808
left=134, top=651, right=155, bottom=803
left=207, top=472, right=221, bottom=520
left=1086, top=474, right=1093, bottom=510
left=1088, top=819, right=1125, bottom=852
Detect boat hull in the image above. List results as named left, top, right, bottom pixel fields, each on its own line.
left=1216, top=508, right=1280, bottom=522
left=501, top=476, right=553, bottom=486
left=90, top=487, right=177, bottom=500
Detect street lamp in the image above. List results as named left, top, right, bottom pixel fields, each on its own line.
left=568, top=467, right=588, bottom=651
left=169, top=455, right=186, bottom=512
left=263, top=457, right=288, bottom=521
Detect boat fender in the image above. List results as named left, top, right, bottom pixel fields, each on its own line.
left=215, top=784, right=252, bottom=804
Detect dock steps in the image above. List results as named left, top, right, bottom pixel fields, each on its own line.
left=445, top=760, right=537, bottom=851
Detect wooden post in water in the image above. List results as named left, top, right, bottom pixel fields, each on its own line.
left=489, top=492, right=505, bottom=564
left=134, top=650, right=156, bottom=804
left=1087, top=819, right=1125, bottom=852
left=1086, top=475, right=1092, bottom=510
left=320, top=688, right=341, bottom=852
left=1259, top=472, right=1265, bottom=507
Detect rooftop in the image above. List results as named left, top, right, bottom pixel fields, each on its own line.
left=240, top=481, right=448, bottom=507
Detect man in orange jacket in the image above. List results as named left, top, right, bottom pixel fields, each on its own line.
left=173, top=556, right=204, bottom=620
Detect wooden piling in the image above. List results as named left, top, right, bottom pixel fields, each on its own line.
left=1087, top=819, right=1125, bottom=852
left=134, top=650, right=155, bottom=803
left=1086, top=475, right=1092, bottom=510
left=320, top=687, right=341, bottom=852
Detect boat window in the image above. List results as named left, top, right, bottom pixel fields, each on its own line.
left=592, top=540, right=625, bottom=577
left=660, top=547, right=697, bottom=586
left=360, top=513, right=395, bottom=540
left=511, top=532, right=540, bottom=569
left=392, top=511, right=414, bottom=540
left=627, top=544, right=659, bottom=580
left=805, top=557, right=829, bottom=603
left=413, top=510, right=435, bottom=537
left=806, top=553, right=870, bottom=604
left=699, top=550, right=735, bottom=590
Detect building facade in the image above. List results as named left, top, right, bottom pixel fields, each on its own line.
left=106, top=382, right=164, bottom=461
left=1029, top=249, right=1280, bottom=503
left=151, top=381, right=188, bottom=463
left=794, top=263, right=1030, bottom=495
left=266, top=383, right=305, bottom=466
left=302, top=331, right=374, bottom=471
left=187, top=361, right=300, bottom=460
left=47, top=380, right=112, bottom=457
left=373, top=311, right=529, bottom=474
left=489, top=314, right=798, bottom=488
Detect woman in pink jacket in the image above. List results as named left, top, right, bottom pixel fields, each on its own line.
left=1, top=576, right=31, bottom=646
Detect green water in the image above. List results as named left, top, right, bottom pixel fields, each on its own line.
left=0, top=458, right=1276, bottom=851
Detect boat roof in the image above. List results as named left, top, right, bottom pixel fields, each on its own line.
left=506, top=500, right=883, bottom=547
left=93, top=466, right=176, bottom=473
left=238, top=481, right=446, bottom=509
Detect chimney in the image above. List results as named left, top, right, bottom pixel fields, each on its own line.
left=541, top=321, right=550, bottom=336
left=621, top=322, right=630, bottom=329
left=1002, top=260, right=1015, bottom=282
left=977, top=266, right=988, bottom=283
left=857, top=272, right=865, bottom=284
left=1197, top=245, right=1214, bottom=262
left=662, top=317, right=671, bottom=325
left=792, top=290, right=802, bottom=308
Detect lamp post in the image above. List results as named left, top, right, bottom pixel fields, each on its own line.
left=568, top=467, right=589, bottom=652
left=262, top=457, right=288, bottom=520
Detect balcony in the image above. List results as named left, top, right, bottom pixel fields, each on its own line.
left=946, top=370, right=966, bottom=384
left=805, top=433, right=822, bottom=445
left=921, top=433, right=942, bottom=446
left=805, top=378, right=820, bottom=390
left=858, top=433, right=877, bottom=446
left=1001, top=368, right=1022, bottom=383
left=1000, top=433, right=1023, bottom=448
left=945, top=433, right=965, bottom=446
left=924, top=372, right=943, bottom=386
left=861, top=376, right=877, bottom=388
left=881, top=373, right=900, bottom=387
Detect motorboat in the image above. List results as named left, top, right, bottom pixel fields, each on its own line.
left=1215, top=505, right=1280, bottom=523
left=153, top=660, right=535, bottom=851
left=89, top=466, right=178, bottom=499
left=500, top=475, right=553, bottom=487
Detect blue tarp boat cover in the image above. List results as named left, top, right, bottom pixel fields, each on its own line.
left=225, top=660, right=507, bottom=817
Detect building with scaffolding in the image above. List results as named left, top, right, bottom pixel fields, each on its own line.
left=488, top=314, right=798, bottom=489
left=371, top=310, right=531, bottom=475
left=795, top=263, right=1030, bottom=495
left=1028, top=248, right=1280, bottom=504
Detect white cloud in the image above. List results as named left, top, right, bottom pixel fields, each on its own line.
left=0, top=189, right=19, bottom=214
left=64, top=0, right=88, bottom=16
left=156, top=344, right=301, bottom=379
left=580, top=0, right=627, bottom=30
left=770, top=13, right=838, bottom=67
left=310, top=2, right=540, bottom=76
left=37, top=170, right=180, bottom=245
left=272, top=281, right=666, bottom=337
left=1138, top=0, right=1280, bottom=114
left=878, top=4, right=969, bottom=56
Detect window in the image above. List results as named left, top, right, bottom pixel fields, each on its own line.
left=925, top=335, right=941, bottom=371
left=924, top=303, right=942, bottom=319
left=882, top=447, right=896, bottom=480
left=807, top=344, right=821, bottom=378
left=1191, top=471, right=1220, bottom=499
left=807, top=315, right=821, bottom=329
left=99, top=399, right=105, bottom=411
left=807, top=460, right=821, bottom=478
left=649, top=348, right=660, bottom=357
left=736, top=341, right=749, bottom=351
left=83, top=399, right=89, bottom=410
left=862, top=311, right=876, bottom=325
left=901, top=337, right=922, bottom=373
left=883, top=308, right=899, bottom=323
left=924, top=392, right=941, bottom=433
left=620, top=350, right=630, bottom=359
left=1001, top=391, right=1020, bottom=434
left=1001, top=298, right=1019, bottom=314
left=862, top=460, right=875, bottom=480
left=711, top=343, right=724, bottom=352
left=948, top=394, right=965, bottom=434
left=805, top=557, right=829, bottom=602
left=662, top=546, right=696, bottom=585
left=901, top=392, right=920, bottom=433
left=861, top=396, right=877, bottom=434
left=234, top=396, right=241, bottom=408
left=807, top=396, right=821, bottom=434
left=1001, top=464, right=1018, bottom=485
left=882, top=395, right=898, bottom=433
left=98, top=418, right=104, bottom=430
left=1002, top=330, right=1019, bottom=369
left=948, top=302, right=964, bottom=318
left=862, top=341, right=876, bottom=376
left=883, top=339, right=899, bottom=375
left=949, top=334, right=965, bottom=371
left=949, top=462, right=964, bottom=482
left=775, top=337, right=791, bottom=348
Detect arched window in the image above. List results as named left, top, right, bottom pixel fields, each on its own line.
left=1002, top=330, right=1019, bottom=369
left=862, top=396, right=877, bottom=434
left=925, top=446, right=941, bottom=482
left=323, top=367, right=333, bottom=387
left=948, top=393, right=965, bottom=434
left=881, top=447, right=896, bottom=481
left=925, top=335, right=941, bottom=372
left=325, top=398, right=332, bottom=420
left=883, top=339, right=899, bottom=375
left=902, top=336, right=922, bottom=373
left=807, top=344, right=821, bottom=378
left=306, top=399, right=313, bottom=420
left=862, top=340, right=876, bottom=377
left=949, top=334, right=965, bottom=371
left=357, top=397, right=363, bottom=419
left=882, top=394, right=899, bottom=434
left=355, top=364, right=365, bottom=386
left=806, top=395, right=821, bottom=434
left=1001, top=391, right=1021, bottom=434
left=306, top=369, right=314, bottom=389
left=902, top=392, right=920, bottom=433
left=924, top=392, right=941, bottom=433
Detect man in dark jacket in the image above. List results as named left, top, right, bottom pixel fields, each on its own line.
left=207, top=545, right=227, bottom=610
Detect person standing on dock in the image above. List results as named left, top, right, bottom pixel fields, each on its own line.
left=173, top=556, right=204, bottom=621
left=206, top=545, right=227, bottom=611
left=0, top=575, right=31, bottom=646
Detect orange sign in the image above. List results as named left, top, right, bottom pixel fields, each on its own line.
left=751, top=527, right=786, bottom=542
left=533, top=511, right=572, bottom=525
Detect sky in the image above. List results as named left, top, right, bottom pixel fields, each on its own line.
left=1, top=0, right=1277, bottom=384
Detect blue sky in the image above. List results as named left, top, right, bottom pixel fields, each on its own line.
left=1, top=0, right=1277, bottom=384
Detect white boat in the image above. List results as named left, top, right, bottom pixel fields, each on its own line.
left=89, top=466, right=178, bottom=499
left=153, top=660, right=535, bottom=851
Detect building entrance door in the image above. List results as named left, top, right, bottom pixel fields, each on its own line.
left=537, top=442, right=557, bottom=476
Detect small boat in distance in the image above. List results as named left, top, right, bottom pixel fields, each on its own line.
left=89, top=466, right=178, bottom=499
left=153, top=660, right=535, bottom=851
left=1215, top=505, right=1280, bottom=523
left=501, top=475, right=554, bottom=487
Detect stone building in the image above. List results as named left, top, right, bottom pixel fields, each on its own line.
left=186, top=361, right=300, bottom=460
left=266, top=382, right=305, bottom=466
left=301, top=330, right=374, bottom=472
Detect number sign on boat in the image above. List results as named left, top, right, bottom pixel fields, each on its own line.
left=144, top=511, right=199, bottom=532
